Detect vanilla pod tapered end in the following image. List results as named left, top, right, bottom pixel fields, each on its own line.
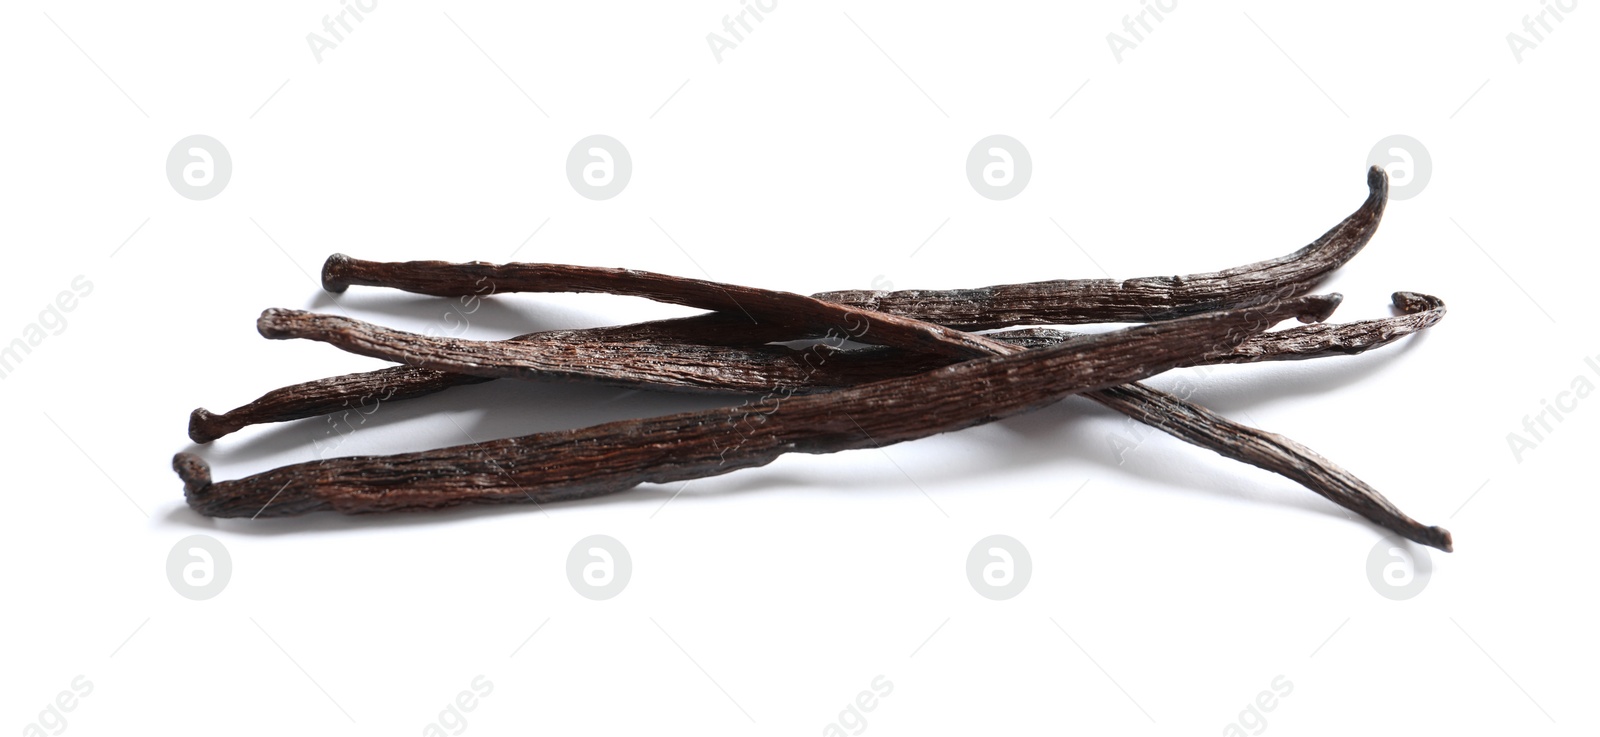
left=1367, top=163, right=1389, bottom=196
left=175, top=451, right=331, bottom=518
left=1391, top=291, right=1445, bottom=315
left=1428, top=526, right=1455, bottom=553
left=1299, top=292, right=1342, bottom=323
left=256, top=308, right=299, bottom=340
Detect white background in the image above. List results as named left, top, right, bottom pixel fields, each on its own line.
left=2, top=1, right=1595, bottom=734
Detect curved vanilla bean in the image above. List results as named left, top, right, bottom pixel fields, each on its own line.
left=1086, top=384, right=1452, bottom=551
left=319, top=257, right=1013, bottom=361
left=187, top=367, right=493, bottom=444
left=247, top=293, right=1456, bottom=395
left=189, top=292, right=1442, bottom=442
left=324, top=167, right=1387, bottom=331
left=814, top=166, right=1389, bottom=328
left=175, top=298, right=1318, bottom=518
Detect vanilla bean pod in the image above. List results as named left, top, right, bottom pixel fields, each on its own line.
left=175, top=297, right=1322, bottom=518
left=810, top=166, right=1387, bottom=328
left=323, top=168, right=1387, bottom=331
left=1087, top=384, right=1452, bottom=550
left=318, top=256, right=1010, bottom=361
left=248, top=293, right=1447, bottom=396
